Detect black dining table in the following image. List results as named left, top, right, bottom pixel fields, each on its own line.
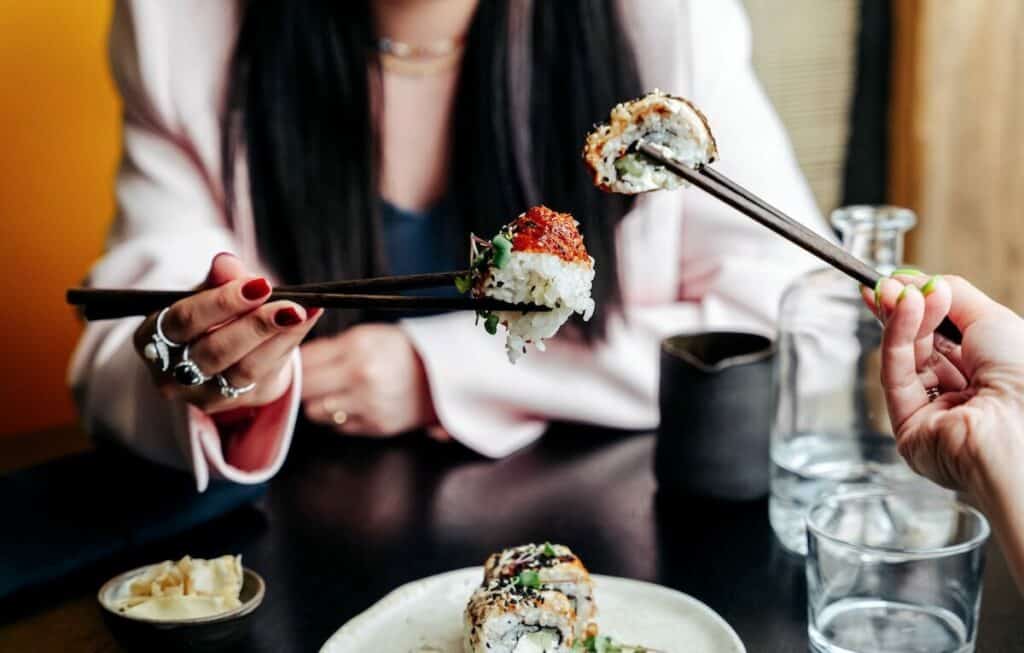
left=1, top=423, right=1022, bottom=652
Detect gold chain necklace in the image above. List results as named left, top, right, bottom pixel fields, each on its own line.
left=379, top=51, right=462, bottom=77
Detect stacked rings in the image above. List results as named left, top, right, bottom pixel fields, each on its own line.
left=146, top=307, right=258, bottom=400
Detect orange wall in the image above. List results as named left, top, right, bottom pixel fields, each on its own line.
left=0, top=1, right=118, bottom=435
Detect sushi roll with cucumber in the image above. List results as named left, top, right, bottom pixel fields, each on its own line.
left=583, top=89, right=718, bottom=194
left=483, top=543, right=597, bottom=638
left=459, top=206, right=595, bottom=363
left=463, top=579, right=579, bottom=653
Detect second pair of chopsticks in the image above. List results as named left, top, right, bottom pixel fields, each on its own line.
left=67, top=270, right=550, bottom=321
left=635, top=140, right=963, bottom=345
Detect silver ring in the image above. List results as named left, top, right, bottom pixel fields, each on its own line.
left=143, top=308, right=184, bottom=372
left=926, top=386, right=941, bottom=402
left=216, top=374, right=256, bottom=399
left=155, top=307, right=184, bottom=347
left=172, top=345, right=210, bottom=387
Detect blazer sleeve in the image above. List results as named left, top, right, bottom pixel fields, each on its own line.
left=67, top=0, right=299, bottom=491
left=400, top=0, right=831, bottom=458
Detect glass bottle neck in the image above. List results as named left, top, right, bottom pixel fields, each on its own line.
left=831, top=206, right=917, bottom=274
left=840, top=228, right=906, bottom=272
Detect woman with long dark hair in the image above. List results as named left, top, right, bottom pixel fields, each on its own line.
left=71, top=0, right=827, bottom=490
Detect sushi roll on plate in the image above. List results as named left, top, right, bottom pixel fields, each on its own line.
left=583, top=90, right=717, bottom=194
left=465, top=543, right=598, bottom=653
left=483, top=543, right=597, bottom=638
left=321, top=542, right=742, bottom=652
left=463, top=578, right=579, bottom=653
left=459, top=206, right=595, bottom=363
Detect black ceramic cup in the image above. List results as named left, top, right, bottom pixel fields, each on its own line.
left=656, top=331, right=775, bottom=501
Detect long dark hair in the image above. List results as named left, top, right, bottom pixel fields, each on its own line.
left=224, top=0, right=639, bottom=337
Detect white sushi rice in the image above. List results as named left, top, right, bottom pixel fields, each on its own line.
left=482, top=251, right=595, bottom=363
left=473, top=614, right=569, bottom=653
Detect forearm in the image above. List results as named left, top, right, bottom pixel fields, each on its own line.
left=997, top=502, right=1024, bottom=594
left=71, top=317, right=301, bottom=489
left=71, top=317, right=195, bottom=470
left=400, top=308, right=675, bottom=456
left=975, top=473, right=1024, bottom=593
left=970, top=406, right=1024, bottom=593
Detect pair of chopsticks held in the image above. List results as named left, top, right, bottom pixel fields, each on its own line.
left=66, top=270, right=527, bottom=321
left=632, top=141, right=963, bottom=344
left=67, top=142, right=963, bottom=345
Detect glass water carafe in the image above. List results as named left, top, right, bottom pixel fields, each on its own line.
left=768, top=205, right=950, bottom=555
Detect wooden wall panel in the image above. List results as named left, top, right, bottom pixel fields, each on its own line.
left=891, top=0, right=1024, bottom=312
left=744, top=0, right=859, bottom=215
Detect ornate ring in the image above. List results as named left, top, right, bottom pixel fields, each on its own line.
left=216, top=374, right=256, bottom=400
left=143, top=307, right=184, bottom=372
left=173, top=345, right=210, bottom=387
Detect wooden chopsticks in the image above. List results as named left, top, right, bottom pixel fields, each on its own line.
left=67, top=270, right=549, bottom=321
left=634, top=139, right=963, bottom=345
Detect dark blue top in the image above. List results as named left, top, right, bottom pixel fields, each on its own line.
left=380, top=198, right=462, bottom=298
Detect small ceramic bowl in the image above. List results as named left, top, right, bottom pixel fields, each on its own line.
left=98, top=564, right=265, bottom=653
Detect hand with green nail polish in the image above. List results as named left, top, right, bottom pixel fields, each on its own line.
left=864, top=273, right=1024, bottom=592
left=921, top=275, right=941, bottom=296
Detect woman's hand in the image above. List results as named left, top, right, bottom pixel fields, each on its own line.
left=300, top=324, right=438, bottom=437
left=864, top=273, right=1024, bottom=497
left=133, top=253, right=322, bottom=413
left=866, top=272, right=1024, bottom=592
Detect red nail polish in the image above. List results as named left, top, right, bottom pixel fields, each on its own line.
left=242, top=278, right=271, bottom=300
left=307, top=307, right=324, bottom=320
left=274, top=307, right=303, bottom=327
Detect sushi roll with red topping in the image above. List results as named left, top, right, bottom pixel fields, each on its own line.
left=461, top=206, right=595, bottom=363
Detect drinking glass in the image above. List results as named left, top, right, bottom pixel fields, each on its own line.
left=806, top=489, right=989, bottom=653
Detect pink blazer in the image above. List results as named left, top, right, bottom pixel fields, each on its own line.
left=70, top=0, right=830, bottom=491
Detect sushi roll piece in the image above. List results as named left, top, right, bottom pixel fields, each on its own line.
left=583, top=89, right=718, bottom=194
left=483, top=543, right=597, bottom=639
left=463, top=578, right=578, bottom=653
left=461, top=206, right=595, bottom=363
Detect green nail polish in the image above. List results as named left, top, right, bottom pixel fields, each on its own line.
left=890, top=267, right=924, bottom=277
left=922, top=275, right=941, bottom=296
left=873, top=278, right=885, bottom=307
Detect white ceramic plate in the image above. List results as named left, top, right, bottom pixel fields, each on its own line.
left=321, top=567, right=745, bottom=653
